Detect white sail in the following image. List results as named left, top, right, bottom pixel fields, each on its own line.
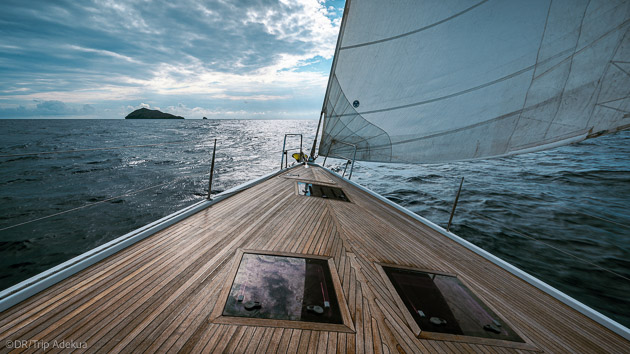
left=317, top=0, right=630, bottom=163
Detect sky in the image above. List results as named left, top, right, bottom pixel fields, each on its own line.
left=0, top=0, right=344, bottom=119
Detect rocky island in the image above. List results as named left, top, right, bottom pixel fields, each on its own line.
left=125, top=108, right=184, bottom=119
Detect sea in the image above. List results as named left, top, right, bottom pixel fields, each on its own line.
left=1, top=119, right=629, bottom=327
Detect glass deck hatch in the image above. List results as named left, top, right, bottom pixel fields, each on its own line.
left=222, top=253, right=343, bottom=324
left=297, top=182, right=349, bottom=202
left=383, top=266, right=524, bottom=342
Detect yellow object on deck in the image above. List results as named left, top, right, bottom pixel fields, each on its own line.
left=292, top=152, right=308, bottom=162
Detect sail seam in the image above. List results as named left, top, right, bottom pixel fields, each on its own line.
left=333, top=109, right=362, bottom=141
left=352, top=96, right=580, bottom=152
left=339, top=0, right=488, bottom=50
left=585, top=22, right=630, bottom=128
left=325, top=76, right=359, bottom=140
left=351, top=132, right=388, bottom=149
left=330, top=114, right=389, bottom=156
left=597, top=95, right=630, bottom=105
left=542, top=0, right=592, bottom=139
left=325, top=75, right=350, bottom=137
left=611, top=61, right=630, bottom=77
left=505, top=0, right=554, bottom=153
left=596, top=104, right=629, bottom=114
left=533, top=20, right=630, bottom=81
left=531, top=48, right=581, bottom=80
left=340, top=65, right=534, bottom=117
left=326, top=87, right=355, bottom=144
left=322, top=77, right=347, bottom=154
left=322, top=76, right=392, bottom=160
left=343, top=127, right=387, bottom=146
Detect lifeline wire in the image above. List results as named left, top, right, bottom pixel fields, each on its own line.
left=464, top=208, right=630, bottom=283
left=515, top=193, right=630, bottom=229
left=417, top=190, right=630, bottom=283
left=0, top=180, right=174, bottom=232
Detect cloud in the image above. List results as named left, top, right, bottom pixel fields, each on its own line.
left=1, top=84, right=145, bottom=103
left=66, top=45, right=142, bottom=64
left=0, top=0, right=343, bottom=118
left=35, top=100, right=70, bottom=114
left=82, top=104, right=96, bottom=113
left=0, top=100, right=98, bottom=117
left=210, top=94, right=292, bottom=101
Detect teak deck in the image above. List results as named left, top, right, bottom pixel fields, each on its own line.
left=1, top=165, right=628, bottom=353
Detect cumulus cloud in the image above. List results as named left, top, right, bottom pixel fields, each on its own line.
left=0, top=100, right=98, bottom=117
left=82, top=104, right=96, bottom=113
left=35, top=100, right=70, bottom=114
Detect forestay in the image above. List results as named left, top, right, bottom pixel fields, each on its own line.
left=317, top=0, right=630, bottom=163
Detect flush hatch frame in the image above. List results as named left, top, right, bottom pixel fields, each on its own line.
left=210, top=249, right=355, bottom=333
left=375, top=263, right=538, bottom=351
left=295, top=181, right=351, bottom=202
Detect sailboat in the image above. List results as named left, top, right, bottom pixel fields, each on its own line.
left=1, top=0, right=629, bottom=352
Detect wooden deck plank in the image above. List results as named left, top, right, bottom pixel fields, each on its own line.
left=337, top=332, right=347, bottom=354
left=285, top=329, right=302, bottom=354
left=297, top=330, right=311, bottom=353
left=0, top=165, right=627, bottom=353
left=275, top=328, right=293, bottom=354
left=210, top=325, right=239, bottom=353
left=244, top=326, right=268, bottom=354
left=224, top=326, right=254, bottom=353
left=326, top=331, right=337, bottom=354
left=264, top=327, right=285, bottom=353
left=306, top=330, right=320, bottom=354
left=189, top=324, right=222, bottom=353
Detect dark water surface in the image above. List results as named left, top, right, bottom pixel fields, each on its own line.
left=1, top=119, right=628, bottom=327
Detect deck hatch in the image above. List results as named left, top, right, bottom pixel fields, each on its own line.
left=223, top=253, right=342, bottom=324
left=297, top=181, right=349, bottom=202
left=211, top=249, right=355, bottom=332
left=380, top=265, right=525, bottom=343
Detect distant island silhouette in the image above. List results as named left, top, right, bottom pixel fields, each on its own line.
left=125, top=108, right=184, bottom=119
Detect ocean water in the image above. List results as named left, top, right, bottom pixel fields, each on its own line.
left=0, top=119, right=628, bottom=328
